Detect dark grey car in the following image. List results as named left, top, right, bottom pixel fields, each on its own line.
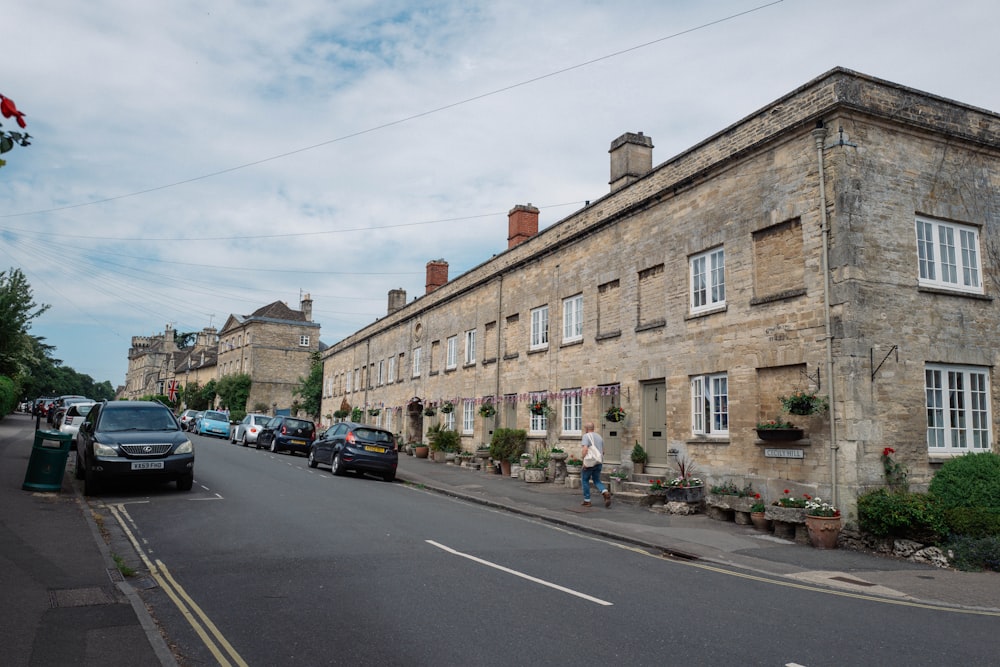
left=308, top=421, right=398, bottom=482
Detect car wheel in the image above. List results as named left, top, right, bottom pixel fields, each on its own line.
left=256, top=437, right=263, bottom=450
left=382, top=472, right=396, bottom=482
left=74, top=450, right=85, bottom=480
left=83, top=456, right=100, bottom=496
left=331, top=452, right=346, bottom=476
left=176, top=473, right=194, bottom=491
left=307, top=449, right=318, bottom=468
left=241, top=434, right=248, bottom=447
left=270, top=438, right=279, bottom=454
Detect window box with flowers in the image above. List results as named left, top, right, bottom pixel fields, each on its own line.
left=754, top=418, right=804, bottom=442
left=804, top=497, right=842, bottom=549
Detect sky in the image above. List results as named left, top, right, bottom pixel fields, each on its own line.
left=1, top=0, right=997, bottom=389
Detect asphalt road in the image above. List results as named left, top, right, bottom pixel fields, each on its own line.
left=81, top=432, right=997, bottom=666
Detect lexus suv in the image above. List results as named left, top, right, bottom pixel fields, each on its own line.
left=75, top=400, right=194, bottom=495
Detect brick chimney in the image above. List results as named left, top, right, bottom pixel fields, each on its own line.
left=507, top=203, right=539, bottom=249
left=425, top=260, right=448, bottom=294
left=387, top=288, right=407, bottom=315
left=300, top=293, right=313, bottom=321
left=609, top=132, right=653, bottom=192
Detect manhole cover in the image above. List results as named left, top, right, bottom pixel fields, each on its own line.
left=49, top=587, right=117, bottom=608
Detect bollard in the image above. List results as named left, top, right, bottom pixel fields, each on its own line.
left=22, top=430, right=74, bottom=492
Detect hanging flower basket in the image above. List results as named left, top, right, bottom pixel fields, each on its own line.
left=440, top=402, right=454, bottom=414
left=423, top=407, right=436, bottom=417
left=478, top=403, right=496, bottom=418
left=529, top=399, right=550, bottom=416
left=368, top=408, right=381, bottom=417
left=605, top=406, right=626, bottom=423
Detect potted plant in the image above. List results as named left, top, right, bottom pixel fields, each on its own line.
left=605, top=405, right=626, bottom=423
left=804, top=497, right=841, bottom=549
left=412, top=442, right=429, bottom=458
left=478, top=402, right=496, bottom=419
left=765, top=489, right=809, bottom=538
left=706, top=481, right=757, bottom=520
left=754, top=418, right=803, bottom=441
left=630, top=441, right=648, bottom=474
left=609, top=467, right=629, bottom=493
left=665, top=454, right=704, bottom=502
left=565, top=457, right=583, bottom=476
left=779, top=390, right=829, bottom=416
left=333, top=409, right=349, bottom=420
left=423, top=407, right=436, bottom=417
left=523, top=450, right=548, bottom=483
left=750, top=494, right=769, bottom=531
left=489, top=428, right=526, bottom=477
left=427, top=423, right=461, bottom=463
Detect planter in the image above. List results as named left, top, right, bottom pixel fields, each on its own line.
left=750, top=511, right=771, bottom=532
left=524, top=467, right=546, bottom=483
left=565, top=464, right=582, bottom=477
left=511, top=464, right=522, bottom=479
left=610, top=478, right=626, bottom=494
left=432, top=450, right=448, bottom=463
left=666, top=485, right=705, bottom=503
left=632, top=462, right=645, bottom=475
left=765, top=505, right=807, bottom=541
left=499, top=460, right=511, bottom=477
left=413, top=445, right=429, bottom=459
left=755, top=428, right=804, bottom=442
left=805, top=515, right=842, bottom=549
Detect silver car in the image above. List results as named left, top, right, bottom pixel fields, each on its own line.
left=59, top=402, right=96, bottom=442
left=230, top=413, right=270, bottom=446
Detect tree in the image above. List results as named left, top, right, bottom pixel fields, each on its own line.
left=294, top=352, right=323, bottom=419
left=0, top=268, right=49, bottom=378
left=216, top=373, right=251, bottom=422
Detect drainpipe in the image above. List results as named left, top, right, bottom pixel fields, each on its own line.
left=812, top=125, right=839, bottom=507
left=495, top=275, right=503, bottom=416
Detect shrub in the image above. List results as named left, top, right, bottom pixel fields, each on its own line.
left=928, top=452, right=1000, bottom=537
left=427, top=423, right=462, bottom=453
left=944, top=534, right=1000, bottom=572
left=0, top=375, right=16, bottom=417
left=856, top=488, right=946, bottom=543
left=489, top=428, right=526, bottom=462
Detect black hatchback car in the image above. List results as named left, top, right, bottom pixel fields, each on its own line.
left=75, top=400, right=194, bottom=495
left=308, top=421, right=398, bottom=482
left=256, top=415, right=316, bottom=455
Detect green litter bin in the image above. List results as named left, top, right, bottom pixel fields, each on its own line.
left=22, top=429, right=74, bottom=492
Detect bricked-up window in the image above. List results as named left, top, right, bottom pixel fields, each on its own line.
left=637, top=265, right=665, bottom=328
left=446, top=336, right=457, bottom=369
left=915, top=217, right=982, bottom=294
left=562, top=390, right=582, bottom=434
left=504, top=314, right=520, bottom=357
left=597, top=280, right=620, bottom=337
left=412, top=347, right=421, bottom=378
left=430, top=340, right=440, bottom=373
left=753, top=219, right=804, bottom=299
left=925, top=364, right=991, bottom=453
left=691, top=248, right=725, bottom=313
left=462, top=400, right=475, bottom=434
left=563, top=294, right=583, bottom=342
left=484, top=321, right=497, bottom=361
left=530, top=306, right=549, bottom=349
left=464, top=329, right=476, bottom=365
left=299, top=335, right=310, bottom=347
left=691, top=372, right=728, bottom=436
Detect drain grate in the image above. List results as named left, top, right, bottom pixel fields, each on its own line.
left=49, top=587, right=117, bottom=608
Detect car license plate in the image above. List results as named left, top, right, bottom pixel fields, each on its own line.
left=131, top=461, right=164, bottom=470
left=291, top=439, right=306, bottom=445
left=364, top=446, right=385, bottom=453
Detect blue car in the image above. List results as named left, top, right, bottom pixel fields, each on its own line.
left=196, top=410, right=231, bottom=439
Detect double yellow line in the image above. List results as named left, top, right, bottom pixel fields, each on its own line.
left=109, top=504, right=248, bottom=667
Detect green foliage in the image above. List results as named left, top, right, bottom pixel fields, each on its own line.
left=293, top=352, right=323, bottom=419
left=0, top=268, right=49, bottom=377
left=217, top=373, right=252, bottom=422
left=489, top=428, right=527, bottom=462
left=427, top=423, right=462, bottom=453
left=0, top=375, right=17, bottom=417
left=710, top=480, right=755, bottom=497
left=856, top=488, right=946, bottom=543
left=779, top=390, right=828, bottom=416
left=942, top=508, right=1000, bottom=539
left=944, top=534, right=1000, bottom=572
left=630, top=441, right=648, bottom=464
left=350, top=407, right=364, bottom=422
left=928, top=452, right=1000, bottom=514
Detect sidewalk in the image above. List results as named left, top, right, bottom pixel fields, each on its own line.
left=0, top=413, right=175, bottom=667
left=395, top=453, right=1000, bottom=613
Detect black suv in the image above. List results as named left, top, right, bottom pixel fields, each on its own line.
left=75, top=400, right=194, bottom=495
left=308, top=421, right=398, bottom=482
left=256, top=416, right=316, bottom=455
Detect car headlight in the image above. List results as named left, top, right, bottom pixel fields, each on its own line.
left=94, top=442, right=118, bottom=457
left=175, top=439, right=194, bottom=454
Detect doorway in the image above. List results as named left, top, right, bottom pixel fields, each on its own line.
left=642, top=381, right=668, bottom=465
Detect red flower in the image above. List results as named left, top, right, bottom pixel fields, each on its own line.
left=883, top=447, right=895, bottom=457
left=754, top=493, right=761, bottom=499
left=804, top=493, right=812, bottom=500
left=784, top=489, right=790, bottom=495
left=0, top=95, right=26, bottom=128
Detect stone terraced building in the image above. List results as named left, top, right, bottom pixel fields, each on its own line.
left=319, top=68, right=1000, bottom=515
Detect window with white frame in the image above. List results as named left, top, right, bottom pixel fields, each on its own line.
left=387, top=356, right=396, bottom=383
left=345, top=372, right=352, bottom=393
left=377, top=360, right=384, bottom=386
left=530, top=305, right=549, bottom=349
left=915, top=217, right=982, bottom=294
left=925, top=363, right=991, bottom=453
left=462, top=400, right=474, bottom=433
left=354, top=369, right=360, bottom=392
left=299, top=335, right=310, bottom=347
left=412, top=347, right=421, bottom=377
left=385, top=409, right=393, bottom=432
left=445, top=410, right=455, bottom=431
left=446, top=336, right=457, bottom=369
left=690, top=247, right=726, bottom=313
left=529, top=396, right=548, bottom=433
left=691, top=372, right=729, bottom=436
left=465, top=329, right=476, bottom=365
left=562, top=294, right=583, bottom=342
left=562, top=391, right=582, bottom=434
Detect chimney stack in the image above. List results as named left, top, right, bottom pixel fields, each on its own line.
left=507, top=203, right=539, bottom=249
left=300, top=293, right=313, bottom=321
left=388, top=288, right=407, bottom=315
left=426, top=260, right=449, bottom=294
left=609, top=132, right=653, bottom=192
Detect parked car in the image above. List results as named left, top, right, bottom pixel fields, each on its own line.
left=178, top=409, right=200, bottom=431
left=185, top=411, right=204, bottom=432
left=230, top=413, right=270, bottom=445
left=75, top=400, right=194, bottom=495
left=256, top=416, right=315, bottom=455
left=308, top=421, right=398, bottom=482
left=48, top=395, right=87, bottom=425
left=195, top=410, right=231, bottom=439
left=52, top=396, right=92, bottom=429
left=59, top=401, right=96, bottom=442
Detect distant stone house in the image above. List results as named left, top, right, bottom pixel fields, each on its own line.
left=319, top=67, right=999, bottom=516
left=217, top=295, right=321, bottom=415
left=123, top=324, right=218, bottom=400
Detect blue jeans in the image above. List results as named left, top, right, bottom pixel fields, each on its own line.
left=581, top=463, right=606, bottom=502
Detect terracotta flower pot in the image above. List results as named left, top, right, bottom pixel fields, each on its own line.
left=805, top=514, right=842, bottom=549
left=750, top=511, right=770, bottom=532
left=414, top=445, right=429, bottom=459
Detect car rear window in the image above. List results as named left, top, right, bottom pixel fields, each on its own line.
left=71, top=404, right=94, bottom=416
left=354, top=428, right=393, bottom=445
left=285, top=418, right=314, bottom=433
left=204, top=411, right=227, bottom=421
left=252, top=415, right=269, bottom=425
